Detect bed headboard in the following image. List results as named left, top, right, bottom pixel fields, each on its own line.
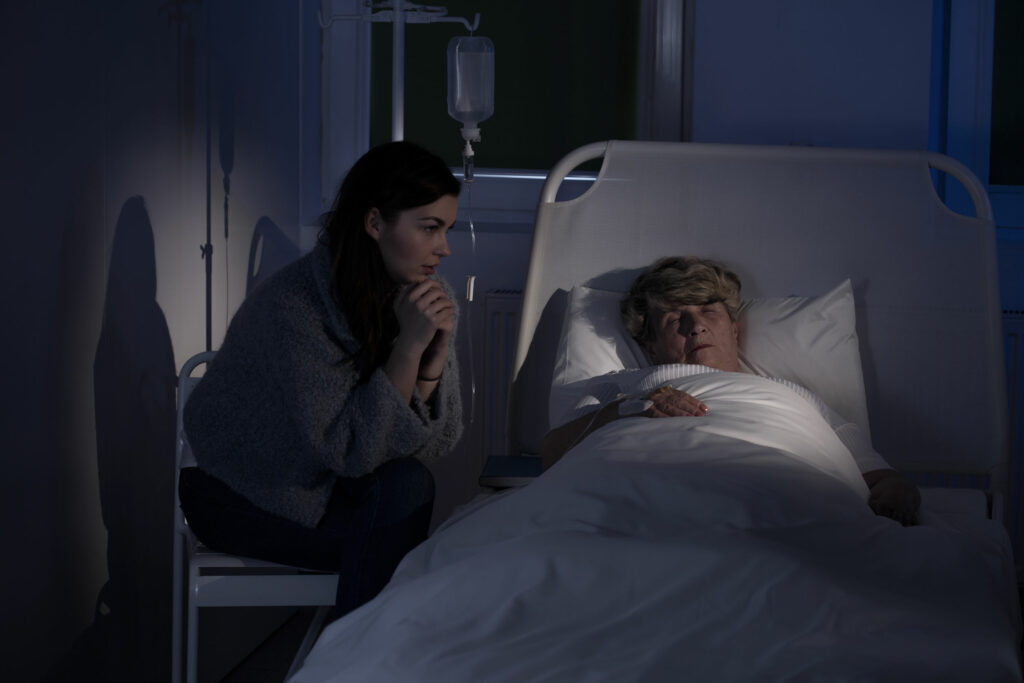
left=508, top=140, right=1008, bottom=495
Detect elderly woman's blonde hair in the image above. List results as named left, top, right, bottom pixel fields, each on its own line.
left=620, top=256, right=742, bottom=345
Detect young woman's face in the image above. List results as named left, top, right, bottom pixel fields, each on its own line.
left=365, top=194, right=458, bottom=284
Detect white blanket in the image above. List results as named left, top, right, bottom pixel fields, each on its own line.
left=292, top=370, right=1022, bottom=682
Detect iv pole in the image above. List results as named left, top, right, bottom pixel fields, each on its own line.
left=392, top=5, right=404, bottom=140
left=319, top=1, right=488, bottom=423
left=318, top=1, right=480, bottom=141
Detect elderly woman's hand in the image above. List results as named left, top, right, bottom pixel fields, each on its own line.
left=864, top=470, right=921, bottom=526
left=645, top=385, right=709, bottom=418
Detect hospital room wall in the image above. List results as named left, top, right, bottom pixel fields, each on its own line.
left=686, top=0, right=1022, bottom=310
left=447, top=0, right=1024, bottom=295
left=0, top=1, right=1018, bottom=681
left=443, top=0, right=1022, bottom=347
left=0, top=1, right=319, bottom=680
left=689, top=2, right=934, bottom=150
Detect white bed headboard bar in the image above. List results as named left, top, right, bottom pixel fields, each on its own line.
left=538, top=142, right=994, bottom=221
left=509, top=141, right=1008, bottom=497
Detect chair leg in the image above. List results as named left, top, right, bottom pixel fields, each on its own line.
left=285, top=605, right=332, bottom=680
left=186, top=562, right=200, bottom=683
left=172, top=537, right=184, bottom=683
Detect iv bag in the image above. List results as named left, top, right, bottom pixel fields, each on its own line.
left=447, top=36, right=494, bottom=137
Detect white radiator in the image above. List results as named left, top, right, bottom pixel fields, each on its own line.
left=1003, top=310, right=1024, bottom=562
left=483, top=290, right=523, bottom=456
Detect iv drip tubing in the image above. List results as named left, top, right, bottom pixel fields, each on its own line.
left=464, top=180, right=477, bottom=424
left=466, top=182, right=477, bottom=254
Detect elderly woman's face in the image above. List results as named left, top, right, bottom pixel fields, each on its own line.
left=645, top=301, right=740, bottom=371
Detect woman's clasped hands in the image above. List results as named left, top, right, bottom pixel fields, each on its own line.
left=393, top=279, right=455, bottom=380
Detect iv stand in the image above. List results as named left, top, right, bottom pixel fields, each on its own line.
left=318, top=1, right=480, bottom=141
left=320, top=2, right=489, bottom=426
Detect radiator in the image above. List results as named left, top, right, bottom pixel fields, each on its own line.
left=483, top=290, right=523, bottom=456
left=1004, top=310, right=1024, bottom=562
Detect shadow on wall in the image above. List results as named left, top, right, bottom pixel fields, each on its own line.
left=47, top=196, right=176, bottom=682
left=46, top=211, right=299, bottom=681
left=247, top=215, right=299, bottom=295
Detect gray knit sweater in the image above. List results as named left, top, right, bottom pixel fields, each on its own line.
left=183, top=241, right=463, bottom=528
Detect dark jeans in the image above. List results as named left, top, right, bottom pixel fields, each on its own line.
left=178, top=457, right=434, bottom=617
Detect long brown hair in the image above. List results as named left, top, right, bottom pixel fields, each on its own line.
left=321, top=141, right=460, bottom=377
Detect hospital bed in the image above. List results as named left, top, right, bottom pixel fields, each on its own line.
left=290, top=141, right=1022, bottom=681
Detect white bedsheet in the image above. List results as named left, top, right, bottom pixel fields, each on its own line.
left=292, top=370, right=1022, bottom=682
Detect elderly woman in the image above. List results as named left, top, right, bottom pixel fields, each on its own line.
left=540, top=256, right=921, bottom=526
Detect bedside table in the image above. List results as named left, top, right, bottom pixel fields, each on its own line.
left=478, top=455, right=542, bottom=488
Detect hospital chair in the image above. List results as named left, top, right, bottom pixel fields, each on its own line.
left=172, top=351, right=338, bottom=683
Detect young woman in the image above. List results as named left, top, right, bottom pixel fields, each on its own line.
left=180, top=141, right=463, bottom=615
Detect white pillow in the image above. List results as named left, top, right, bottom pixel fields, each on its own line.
left=550, top=280, right=870, bottom=434
left=550, top=284, right=649, bottom=388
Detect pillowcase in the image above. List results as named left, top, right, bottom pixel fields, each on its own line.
left=549, top=279, right=870, bottom=434
left=737, top=280, right=870, bottom=433
left=550, top=284, right=649, bottom=389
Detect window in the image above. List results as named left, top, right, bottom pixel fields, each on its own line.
left=989, top=0, right=1023, bottom=187
left=321, top=0, right=685, bottom=229
left=368, top=0, right=641, bottom=172
left=943, top=0, right=1022, bottom=228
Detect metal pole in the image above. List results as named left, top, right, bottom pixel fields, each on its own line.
left=392, top=1, right=405, bottom=140
left=203, top=6, right=213, bottom=352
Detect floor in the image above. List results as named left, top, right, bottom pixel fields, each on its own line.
left=210, top=607, right=323, bottom=682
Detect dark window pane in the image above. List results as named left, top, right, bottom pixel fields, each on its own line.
left=990, top=0, right=1024, bottom=185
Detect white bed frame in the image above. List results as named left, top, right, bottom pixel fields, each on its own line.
left=292, top=142, right=1019, bottom=681
left=508, top=141, right=1009, bottom=508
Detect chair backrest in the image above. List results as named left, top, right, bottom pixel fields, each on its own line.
left=175, top=351, right=216, bottom=536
